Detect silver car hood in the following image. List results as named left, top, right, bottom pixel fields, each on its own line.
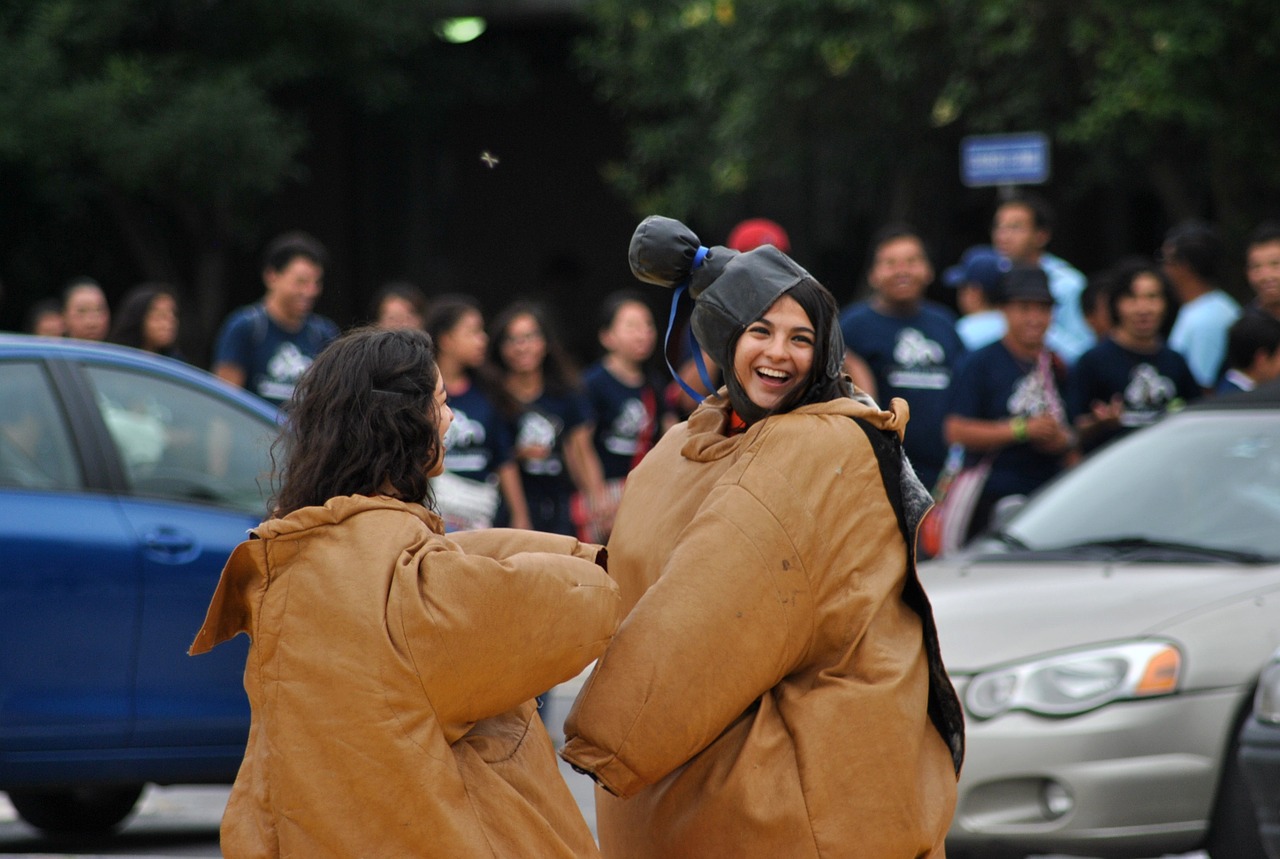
left=919, top=556, right=1280, bottom=673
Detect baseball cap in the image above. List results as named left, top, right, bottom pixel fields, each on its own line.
left=726, top=218, right=791, bottom=253
left=943, top=245, right=1010, bottom=294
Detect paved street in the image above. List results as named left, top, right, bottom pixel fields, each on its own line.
left=0, top=680, right=1208, bottom=858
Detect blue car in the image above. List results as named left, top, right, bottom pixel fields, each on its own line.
left=0, top=334, right=279, bottom=833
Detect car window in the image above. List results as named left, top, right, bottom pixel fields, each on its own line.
left=84, top=365, right=276, bottom=515
left=1005, top=411, right=1280, bottom=558
left=0, top=361, right=82, bottom=491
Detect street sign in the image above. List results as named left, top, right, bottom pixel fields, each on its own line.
left=960, top=132, right=1051, bottom=188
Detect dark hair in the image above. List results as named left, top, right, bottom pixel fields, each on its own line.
left=371, top=281, right=428, bottom=326
left=722, top=278, right=852, bottom=419
left=1225, top=313, right=1280, bottom=372
left=487, top=300, right=581, bottom=407
left=1247, top=220, right=1280, bottom=252
left=1163, top=220, right=1222, bottom=282
left=997, top=191, right=1055, bottom=233
left=262, top=230, right=328, bottom=274
left=597, top=290, right=651, bottom=335
left=61, top=276, right=103, bottom=307
left=1080, top=270, right=1114, bottom=322
left=24, top=297, right=63, bottom=334
left=1105, top=257, right=1176, bottom=330
left=107, top=282, right=180, bottom=355
left=271, top=326, right=443, bottom=518
left=424, top=293, right=484, bottom=345
left=866, top=223, right=928, bottom=272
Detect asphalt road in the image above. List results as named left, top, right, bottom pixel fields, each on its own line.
left=0, top=684, right=1210, bottom=858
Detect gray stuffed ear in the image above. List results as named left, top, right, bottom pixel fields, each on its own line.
left=628, top=215, right=738, bottom=296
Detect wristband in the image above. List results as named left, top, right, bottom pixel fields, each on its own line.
left=1010, top=416, right=1029, bottom=442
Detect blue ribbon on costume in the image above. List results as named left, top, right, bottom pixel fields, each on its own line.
left=663, top=246, right=717, bottom=403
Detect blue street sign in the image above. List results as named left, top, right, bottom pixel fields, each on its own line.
left=960, top=132, right=1051, bottom=187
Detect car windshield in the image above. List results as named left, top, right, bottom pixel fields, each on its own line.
left=996, top=410, right=1280, bottom=561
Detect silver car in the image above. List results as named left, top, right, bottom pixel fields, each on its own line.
left=922, top=386, right=1280, bottom=859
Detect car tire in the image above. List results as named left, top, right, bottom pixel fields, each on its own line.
left=7, top=784, right=144, bottom=834
left=1205, top=726, right=1268, bottom=859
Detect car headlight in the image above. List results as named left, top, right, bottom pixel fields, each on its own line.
left=1255, top=659, right=1280, bottom=725
left=965, top=641, right=1182, bottom=719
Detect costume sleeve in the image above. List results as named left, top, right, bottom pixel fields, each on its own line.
left=446, top=527, right=603, bottom=564
left=394, top=538, right=618, bottom=731
left=560, top=483, right=814, bottom=798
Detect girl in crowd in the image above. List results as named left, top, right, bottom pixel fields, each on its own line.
left=575, top=291, right=670, bottom=541
left=62, top=277, right=110, bottom=342
left=190, top=326, right=618, bottom=858
left=1068, top=257, right=1199, bottom=453
left=425, top=294, right=532, bottom=531
left=488, top=301, right=606, bottom=536
left=107, top=282, right=186, bottom=360
left=562, top=217, right=964, bottom=858
left=24, top=298, right=65, bottom=337
left=371, top=280, right=428, bottom=331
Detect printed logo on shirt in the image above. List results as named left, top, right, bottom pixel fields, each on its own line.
left=887, top=328, right=951, bottom=390
left=516, top=410, right=564, bottom=476
left=1008, top=366, right=1065, bottom=418
left=1121, top=364, right=1178, bottom=428
left=259, top=342, right=313, bottom=402
left=603, top=398, right=650, bottom=457
left=442, top=407, right=491, bottom=472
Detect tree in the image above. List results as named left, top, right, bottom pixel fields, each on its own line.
left=577, top=0, right=1280, bottom=279
left=0, top=0, right=445, bottom=348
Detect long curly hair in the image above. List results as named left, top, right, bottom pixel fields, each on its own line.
left=270, top=326, right=443, bottom=518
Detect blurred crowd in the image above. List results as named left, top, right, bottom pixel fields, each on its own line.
left=9, top=197, right=1280, bottom=545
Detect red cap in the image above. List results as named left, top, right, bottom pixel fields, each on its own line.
left=726, top=218, right=791, bottom=253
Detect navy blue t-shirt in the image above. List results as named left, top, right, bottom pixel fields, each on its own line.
left=1067, top=338, right=1200, bottom=452
left=839, top=300, right=965, bottom=486
left=213, top=303, right=339, bottom=406
left=946, top=341, right=1069, bottom=499
left=582, top=363, right=660, bottom=481
left=441, top=382, right=514, bottom=482
left=513, top=390, right=589, bottom=536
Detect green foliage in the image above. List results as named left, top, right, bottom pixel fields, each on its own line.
left=0, top=0, right=443, bottom=222
left=578, top=0, right=1280, bottom=236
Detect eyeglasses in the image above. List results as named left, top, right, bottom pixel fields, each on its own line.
left=503, top=331, right=545, bottom=346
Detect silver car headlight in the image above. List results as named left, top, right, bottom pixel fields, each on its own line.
left=1255, top=658, right=1280, bottom=725
left=965, top=641, right=1182, bottom=719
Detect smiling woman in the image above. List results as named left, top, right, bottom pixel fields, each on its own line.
left=561, top=216, right=965, bottom=858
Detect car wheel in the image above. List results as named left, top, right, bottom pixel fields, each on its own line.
left=7, top=784, right=144, bottom=834
left=1205, top=727, right=1267, bottom=859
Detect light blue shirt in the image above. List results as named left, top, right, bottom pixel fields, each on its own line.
left=1041, top=253, right=1094, bottom=365
left=1168, top=289, right=1242, bottom=387
left=956, top=310, right=1006, bottom=351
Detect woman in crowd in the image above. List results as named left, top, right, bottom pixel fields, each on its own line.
left=371, top=280, right=428, bottom=331
left=62, top=277, right=110, bottom=342
left=190, top=326, right=618, bottom=858
left=107, top=282, right=186, bottom=360
left=425, top=294, right=531, bottom=530
left=1067, top=257, right=1199, bottom=453
left=488, top=301, right=607, bottom=536
left=561, top=216, right=964, bottom=858
left=576, top=291, right=671, bottom=541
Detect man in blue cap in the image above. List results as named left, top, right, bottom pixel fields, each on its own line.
left=944, top=245, right=1011, bottom=351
